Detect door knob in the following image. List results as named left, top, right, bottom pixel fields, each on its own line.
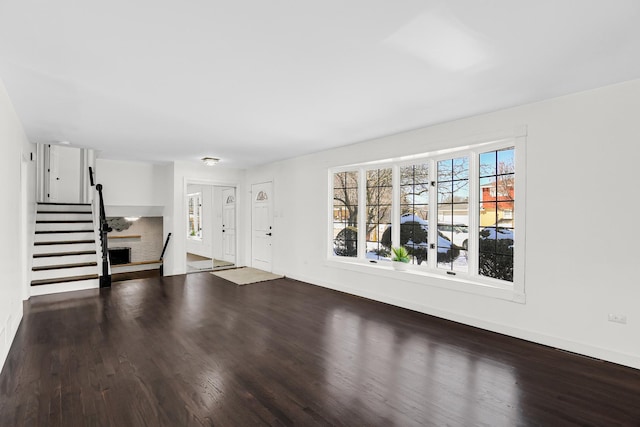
left=266, top=232, right=272, bottom=236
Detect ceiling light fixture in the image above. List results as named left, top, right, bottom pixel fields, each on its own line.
left=124, top=216, right=140, bottom=221
left=201, top=157, right=220, bottom=166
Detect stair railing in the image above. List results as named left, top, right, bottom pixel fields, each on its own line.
left=159, top=233, right=172, bottom=276
left=89, top=167, right=112, bottom=288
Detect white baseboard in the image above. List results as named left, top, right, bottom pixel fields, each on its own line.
left=0, top=302, right=24, bottom=375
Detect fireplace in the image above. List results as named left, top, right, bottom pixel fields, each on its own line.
left=108, top=247, right=131, bottom=265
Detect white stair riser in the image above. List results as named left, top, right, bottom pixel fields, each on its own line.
left=32, top=254, right=98, bottom=268
left=33, top=243, right=97, bottom=254
left=30, top=279, right=100, bottom=297
left=35, top=232, right=95, bottom=243
left=31, top=265, right=99, bottom=281
left=36, top=213, right=94, bottom=222
left=37, top=204, right=92, bottom=212
left=36, top=222, right=94, bottom=232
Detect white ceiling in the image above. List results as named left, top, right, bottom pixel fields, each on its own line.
left=1, top=0, right=639, bottom=168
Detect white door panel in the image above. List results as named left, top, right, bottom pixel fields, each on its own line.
left=251, top=182, right=273, bottom=272
left=49, top=145, right=81, bottom=203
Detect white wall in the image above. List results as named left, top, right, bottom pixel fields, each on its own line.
left=245, top=79, right=640, bottom=369
left=95, top=158, right=168, bottom=216
left=0, top=78, right=35, bottom=372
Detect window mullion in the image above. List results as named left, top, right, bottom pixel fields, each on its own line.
left=428, top=158, right=437, bottom=269
left=468, top=151, right=479, bottom=275
left=358, top=167, right=367, bottom=260
left=391, top=165, right=400, bottom=249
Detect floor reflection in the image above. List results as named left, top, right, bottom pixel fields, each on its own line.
left=322, top=308, right=520, bottom=425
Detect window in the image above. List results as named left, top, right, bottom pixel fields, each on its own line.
left=399, top=163, right=430, bottom=265
left=328, top=134, right=524, bottom=298
left=437, top=156, right=469, bottom=273
left=188, top=192, right=203, bottom=239
left=366, top=168, right=392, bottom=261
left=332, top=171, right=358, bottom=257
left=479, top=147, right=515, bottom=282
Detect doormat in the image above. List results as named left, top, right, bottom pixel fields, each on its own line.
left=188, top=260, right=213, bottom=270
left=211, top=267, right=283, bottom=285
left=213, top=259, right=234, bottom=268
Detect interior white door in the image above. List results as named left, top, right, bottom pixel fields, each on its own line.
left=48, top=145, right=81, bottom=203
left=222, top=188, right=236, bottom=264
left=251, top=182, right=273, bottom=272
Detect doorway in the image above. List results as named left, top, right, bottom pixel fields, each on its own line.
left=36, top=144, right=93, bottom=203
left=185, top=183, right=237, bottom=273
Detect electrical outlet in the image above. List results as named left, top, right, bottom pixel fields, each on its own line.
left=608, top=314, right=627, bottom=324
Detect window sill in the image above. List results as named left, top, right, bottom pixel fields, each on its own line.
left=325, top=258, right=525, bottom=303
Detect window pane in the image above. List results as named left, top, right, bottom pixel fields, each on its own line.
left=497, top=200, right=514, bottom=227
left=453, top=181, right=469, bottom=202
left=480, top=177, right=496, bottom=202
left=479, top=148, right=514, bottom=281
left=497, top=148, right=515, bottom=174
left=480, top=202, right=498, bottom=227
left=497, top=175, right=515, bottom=201
left=437, top=159, right=453, bottom=182
left=479, top=151, right=496, bottom=177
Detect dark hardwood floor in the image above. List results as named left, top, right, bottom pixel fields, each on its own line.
left=1, top=273, right=639, bottom=426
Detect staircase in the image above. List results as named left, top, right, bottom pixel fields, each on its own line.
left=31, top=202, right=101, bottom=296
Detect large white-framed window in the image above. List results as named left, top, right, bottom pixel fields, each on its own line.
left=187, top=192, right=203, bottom=240
left=328, top=133, right=526, bottom=302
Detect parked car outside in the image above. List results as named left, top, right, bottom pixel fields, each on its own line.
left=437, top=223, right=469, bottom=250
left=479, top=227, right=514, bottom=242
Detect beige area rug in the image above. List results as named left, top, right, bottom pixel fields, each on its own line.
left=213, top=259, right=234, bottom=268
left=211, top=267, right=283, bottom=285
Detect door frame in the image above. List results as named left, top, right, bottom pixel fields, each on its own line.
left=182, top=178, right=239, bottom=272
left=221, top=187, right=237, bottom=264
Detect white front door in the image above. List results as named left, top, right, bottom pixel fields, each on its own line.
left=48, top=145, right=81, bottom=203
left=222, top=188, right=236, bottom=264
left=251, top=182, right=273, bottom=272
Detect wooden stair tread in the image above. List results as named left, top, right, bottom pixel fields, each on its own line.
left=35, top=239, right=95, bottom=246
left=37, top=211, right=92, bottom=214
left=37, top=220, right=93, bottom=223
left=34, top=250, right=96, bottom=258
left=35, top=230, right=93, bottom=234
left=33, top=262, right=98, bottom=271
left=38, top=202, right=91, bottom=206
left=31, top=274, right=99, bottom=287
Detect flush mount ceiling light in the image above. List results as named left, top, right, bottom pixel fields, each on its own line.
left=124, top=216, right=140, bottom=221
left=201, top=157, right=220, bottom=166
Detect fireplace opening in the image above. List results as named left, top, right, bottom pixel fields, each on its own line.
left=108, top=247, right=131, bottom=265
